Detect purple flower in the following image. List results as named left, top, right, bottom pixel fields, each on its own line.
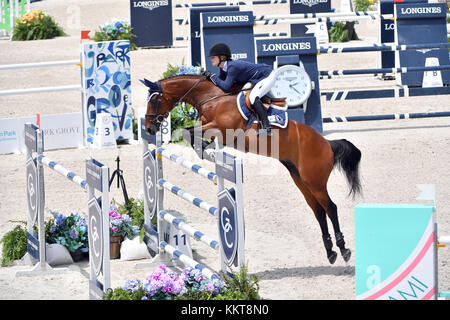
left=69, top=228, right=79, bottom=240
left=123, top=280, right=142, bottom=292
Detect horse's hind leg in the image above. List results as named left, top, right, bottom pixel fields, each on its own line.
left=281, top=161, right=338, bottom=264
left=308, top=188, right=352, bottom=263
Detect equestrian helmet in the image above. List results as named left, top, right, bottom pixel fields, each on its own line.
left=208, top=43, right=231, bottom=59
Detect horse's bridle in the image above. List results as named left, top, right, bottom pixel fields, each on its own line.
left=144, top=76, right=243, bottom=129
left=145, top=78, right=205, bottom=128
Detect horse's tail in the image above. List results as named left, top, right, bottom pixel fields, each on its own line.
left=329, top=139, right=362, bottom=199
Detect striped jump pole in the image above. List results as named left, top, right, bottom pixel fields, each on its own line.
left=318, top=42, right=450, bottom=54
left=254, top=11, right=394, bottom=21
left=159, top=210, right=219, bottom=250
left=138, top=124, right=245, bottom=280
left=175, top=32, right=288, bottom=41
left=319, top=65, right=450, bottom=77
left=0, top=85, right=82, bottom=96
left=157, top=178, right=218, bottom=216
left=159, top=241, right=218, bottom=279
left=156, top=147, right=218, bottom=184
left=0, top=59, right=80, bottom=70
left=36, top=154, right=87, bottom=189
left=322, top=86, right=450, bottom=101
left=323, top=111, right=450, bottom=123
left=175, top=10, right=392, bottom=25
left=174, top=0, right=286, bottom=8
left=255, top=14, right=391, bottom=25
left=20, top=124, right=111, bottom=300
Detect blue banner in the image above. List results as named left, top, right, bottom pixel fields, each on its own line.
left=130, top=0, right=173, bottom=47
left=289, top=0, right=331, bottom=37
left=201, top=11, right=255, bottom=71
left=396, top=3, right=450, bottom=86
left=190, top=6, right=239, bottom=67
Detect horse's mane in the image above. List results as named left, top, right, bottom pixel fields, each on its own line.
left=160, top=73, right=243, bottom=93
left=160, top=74, right=204, bottom=81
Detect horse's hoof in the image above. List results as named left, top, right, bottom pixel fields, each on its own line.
left=341, top=248, right=351, bottom=262
left=327, top=251, right=337, bottom=264
left=204, top=151, right=215, bottom=163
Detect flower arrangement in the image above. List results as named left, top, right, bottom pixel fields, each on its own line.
left=12, top=9, right=65, bottom=41
left=92, top=19, right=136, bottom=50
left=109, top=205, right=140, bottom=240
left=179, top=266, right=224, bottom=299
left=104, top=265, right=225, bottom=300
left=47, top=212, right=88, bottom=253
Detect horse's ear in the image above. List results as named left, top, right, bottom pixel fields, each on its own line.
left=139, top=78, right=159, bottom=91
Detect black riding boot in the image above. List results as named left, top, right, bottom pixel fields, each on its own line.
left=252, top=97, right=272, bottom=136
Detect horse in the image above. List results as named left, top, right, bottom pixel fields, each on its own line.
left=141, top=74, right=362, bottom=264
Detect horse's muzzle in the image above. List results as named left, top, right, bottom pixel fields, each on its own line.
left=145, top=113, right=168, bottom=135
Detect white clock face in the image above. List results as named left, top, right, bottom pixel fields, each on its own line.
left=269, top=65, right=312, bottom=107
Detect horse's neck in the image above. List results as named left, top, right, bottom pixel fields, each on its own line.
left=163, top=77, right=223, bottom=112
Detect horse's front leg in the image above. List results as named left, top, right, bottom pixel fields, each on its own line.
left=187, top=121, right=222, bottom=162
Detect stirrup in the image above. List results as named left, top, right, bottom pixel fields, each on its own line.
left=257, top=127, right=272, bottom=137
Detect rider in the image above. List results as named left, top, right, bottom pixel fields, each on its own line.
left=203, top=43, right=276, bottom=136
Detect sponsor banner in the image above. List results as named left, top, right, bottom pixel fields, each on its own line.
left=201, top=11, right=253, bottom=28
left=396, top=3, right=446, bottom=20
left=0, top=113, right=84, bottom=155
left=189, top=7, right=239, bottom=67
left=130, top=0, right=172, bottom=47
left=355, top=204, right=438, bottom=300
left=256, top=37, right=316, bottom=58
left=81, top=40, right=133, bottom=144
left=201, top=11, right=255, bottom=72
left=290, top=0, right=331, bottom=37
left=396, top=3, right=449, bottom=86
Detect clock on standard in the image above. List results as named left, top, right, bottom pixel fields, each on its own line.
left=269, top=64, right=312, bottom=108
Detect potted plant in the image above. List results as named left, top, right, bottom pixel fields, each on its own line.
left=92, top=19, right=136, bottom=50
left=109, top=205, right=139, bottom=259
left=47, top=212, right=89, bottom=262
left=12, top=9, right=65, bottom=41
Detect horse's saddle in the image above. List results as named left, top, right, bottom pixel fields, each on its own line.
left=240, top=82, right=288, bottom=111
left=236, top=91, right=288, bottom=129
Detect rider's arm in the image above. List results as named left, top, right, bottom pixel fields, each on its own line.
left=210, top=66, right=238, bottom=92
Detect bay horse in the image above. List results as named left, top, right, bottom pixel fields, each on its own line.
left=141, top=74, right=362, bottom=264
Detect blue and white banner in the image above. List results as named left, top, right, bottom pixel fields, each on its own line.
left=81, top=40, right=133, bottom=144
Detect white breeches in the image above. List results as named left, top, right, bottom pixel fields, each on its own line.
left=249, top=70, right=277, bottom=104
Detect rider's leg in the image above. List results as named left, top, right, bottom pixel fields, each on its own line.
left=249, top=72, right=277, bottom=136
left=252, top=96, right=272, bottom=136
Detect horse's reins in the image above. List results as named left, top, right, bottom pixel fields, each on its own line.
left=147, top=76, right=251, bottom=123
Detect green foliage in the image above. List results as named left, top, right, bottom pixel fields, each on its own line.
left=1, top=223, right=27, bottom=266
left=329, top=22, right=359, bottom=43
left=103, top=265, right=261, bottom=300
left=12, top=10, right=65, bottom=41
left=103, top=287, right=147, bottom=300
left=132, top=108, right=138, bottom=137
left=161, top=61, right=181, bottom=79
left=116, top=198, right=146, bottom=241
left=92, top=19, right=136, bottom=51
left=354, top=0, right=373, bottom=11
left=213, top=266, right=261, bottom=300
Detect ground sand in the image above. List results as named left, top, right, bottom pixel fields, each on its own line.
left=0, top=0, right=449, bottom=300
